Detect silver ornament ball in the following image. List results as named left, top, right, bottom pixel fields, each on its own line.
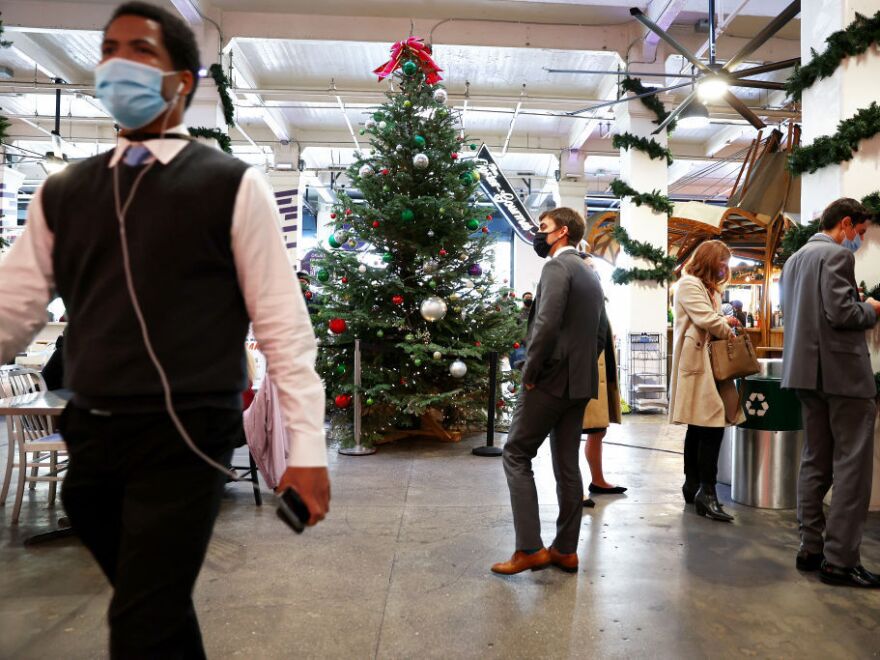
left=449, top=359, right=467, bottom=378
left=413, top=153, right=430, bottom=169
left=364, top=118, right=377, bottom=130
left=420, top=296, right=448, bottom=322
left=358, top=264, right=367, bottom=273
left=378, top=120, right=388, bottom=130
left=358, top=164, right=374, bottom=178
left=433, top=351, right=442, bottom=360
left=433, top=88, right=448, bottom=105
left=427, top=229, right=435, bottom=238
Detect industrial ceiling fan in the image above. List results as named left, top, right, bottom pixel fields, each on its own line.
left=567, top=0, right=801, bottom=133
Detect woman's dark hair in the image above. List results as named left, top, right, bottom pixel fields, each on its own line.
left=820, top=198, right=873, bottom=231
left=105, top=2, right=201, bottom=107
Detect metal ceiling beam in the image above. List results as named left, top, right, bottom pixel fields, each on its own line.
left=169, top=0, right=205, bottom=25
left=227, top=44, right=291, bottom=143
left=567, top=73, right=619, bottom=150
left=643, top=0, right=688, bottom=61
left=7, top=32, right=82, bottom=83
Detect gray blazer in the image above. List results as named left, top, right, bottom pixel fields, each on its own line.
left=522, top=249, right=604, bottom=400
left=781, top=233, right=878, bottom=398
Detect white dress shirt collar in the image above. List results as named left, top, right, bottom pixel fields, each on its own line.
left=551, top=245, right=577, bottom=259
left=108, top=123, right=191, bottom=168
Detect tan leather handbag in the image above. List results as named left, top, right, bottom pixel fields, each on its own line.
left=708, top=331, right=760, bottom=381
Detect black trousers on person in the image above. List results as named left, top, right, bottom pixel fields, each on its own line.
left=59, top=404, right=241, bottom=660
left=683, top=424, right=725, bottom=488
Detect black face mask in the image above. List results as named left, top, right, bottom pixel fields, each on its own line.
left=532, top=231, right=560, bottom=258
left=523, top=298, right=533, bottom=308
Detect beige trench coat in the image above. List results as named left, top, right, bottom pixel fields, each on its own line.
left=669, top=274, right=746, bottom=428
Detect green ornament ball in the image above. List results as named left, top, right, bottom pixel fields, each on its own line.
left=317, top=268, right=330, bottom=283
left=429, top=280, right=437, bottom=289
left=414, top=358, right=422, bottom=367
left=373, top=112, right=383, bottom=121
left=335, top=364, right=347, bottom=375
left=460, top=172, right=474, bottom=184
left=403, top=100, right=412, bottom=108
left=414, top=135, right=426, bottom=147
left=366, top=398, right=375, bottom=406
left=382, top=253, right=393, bottom=263
left=401, top=209, right=415, bottom=222
left=466, top=219, right=480, bottom=231
left=402, top=60, right=418, bottom=75
left=469, top=143, right=477, bottom=151
left=376, top=330, right=384, bottom=338
left=328, top=235, right=341, bottom=249
left=359, top=129, right=365, bottom=135
left=405, top=333, right=415, bottom=342
left=383, top=185, right=390, bottom=192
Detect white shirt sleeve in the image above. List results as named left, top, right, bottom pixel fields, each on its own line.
left=231, top=168, right=327, bottom=467
left=0, top=186, right=54, bottom=363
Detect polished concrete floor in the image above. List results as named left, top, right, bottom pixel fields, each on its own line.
left=1, top=415, right=879, bottom=659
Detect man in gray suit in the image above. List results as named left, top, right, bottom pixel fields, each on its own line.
left=492, top=207, right=604, bottom=575
left=781, top=197, right=880, bottom=588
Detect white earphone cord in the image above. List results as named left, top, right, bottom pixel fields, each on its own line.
left=112, top=97, right=239, bottom=481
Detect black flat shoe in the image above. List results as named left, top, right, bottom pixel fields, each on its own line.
left=694, top=487, right=734, bottom=522
left=589, top=483, right=628, bottom=495
left=796, top=550, right=824, bottom=572
left=582, top=498, right=596, bottom=508
left=819, top=561, right=880, bottom=588
left=682, top=482, right=698, bottom=504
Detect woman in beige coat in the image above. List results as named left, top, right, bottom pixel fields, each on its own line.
left=670, top=240, right=744, bottom=522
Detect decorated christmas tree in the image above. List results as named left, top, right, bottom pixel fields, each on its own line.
left=309, top=38, right=524, bottom=447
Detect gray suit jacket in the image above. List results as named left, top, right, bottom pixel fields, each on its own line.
left=781, top=233, right=878, bottom=398
left=522, top=249, right=604, bottom=400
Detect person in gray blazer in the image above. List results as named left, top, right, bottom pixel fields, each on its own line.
left=781, top=197, right=880, bottom=589
left=492, top=207, right=604, bottom=576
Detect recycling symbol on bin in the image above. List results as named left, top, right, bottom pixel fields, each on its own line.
left=746, top=392, right=770, bottom=417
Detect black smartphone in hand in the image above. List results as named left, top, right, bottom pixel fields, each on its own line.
left=276, top=488, right=311, bottom=534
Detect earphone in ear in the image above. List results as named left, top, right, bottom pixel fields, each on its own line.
left=176, top=81, right=185, bottom=93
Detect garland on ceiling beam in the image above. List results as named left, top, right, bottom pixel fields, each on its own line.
left=610, top=178, right=675, bottom=216
left=209, top=63, right=236, bottom=127
left=787, top=102, right=880, bottom=176
left=610, top=225, right=677, bottom=286
left=785, top=11, right=880, bottom=103
left=612, top=132, right=674, bottom=165
left=188, top=126, right=232, bottom=154
left=619, top=76, right=677, bottom=132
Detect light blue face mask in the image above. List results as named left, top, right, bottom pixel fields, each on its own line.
left=842, top=232, right=862, bottom=253
left=95, top=59, right=179, bottom=130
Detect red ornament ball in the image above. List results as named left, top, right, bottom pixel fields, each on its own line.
left=334, top=394, right=352, bottom=409
left=475, top=341, right=482, bottom=347
left=399, top=377, right=407, bottom=385
left=513, top=342, right=521, bottom=349
left=381, top=168, right=390, bottom=175
left=329, top=318, right=347, bottom=334
left=372, top=221, right=380, bottom=228
left=392, top=294, right=404, bottom=306
left=451, top=153, right=459, bottom=160
left=439, top=248, right=447, bottom=257
left=485, top=214, right=492, bottom=220
left=481, top=227, right=489, bottom=233
left=330, top=212, right=337, bottom=219
left=496, top=399, right=505, bottom=409
left=341, top=277, right=348, bottom=284
left=509, top=292, right=516, bottom=298
left=345, top=209, right=353, bottom=216
left=304, top=291, right=313, bottom=300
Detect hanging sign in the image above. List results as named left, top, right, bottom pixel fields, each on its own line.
left=474, top=144, right=538, bottom=243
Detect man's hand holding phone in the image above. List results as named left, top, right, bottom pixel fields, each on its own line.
left=276, top=467, right=331, bottom=532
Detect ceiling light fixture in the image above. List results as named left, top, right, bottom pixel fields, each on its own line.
left=41, top=153, right=69, bottom=176
left=678, top=101, right=710, bottom=129
left=697, top=64, right=729, bottom=102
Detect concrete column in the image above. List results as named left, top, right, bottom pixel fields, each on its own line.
left=266, top=170, right=302, bottom=269
left=0, top=166, right=25, bottom=250
left=801, top=0, right=880, bottom=508
left=184, top=82, right=226, bottom=147
left=556, top=148, right=588, bottom=218
left=612, top=98, right=669, bottom=338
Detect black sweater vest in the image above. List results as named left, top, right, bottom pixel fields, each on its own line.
left=42, top=141, right=251, bottom=411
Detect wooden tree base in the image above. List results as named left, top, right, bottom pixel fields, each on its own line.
left=378, top=411, right=462, bottom=445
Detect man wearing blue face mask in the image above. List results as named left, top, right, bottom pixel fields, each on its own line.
left=492, top=208, right=604, bottom=575
left=0, top=2, right=329, bottom=656
left=782, top=197, right=880, bottom=589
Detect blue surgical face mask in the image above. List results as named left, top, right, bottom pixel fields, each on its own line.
left=842, top=228, right=863, bottom=253
left=95, top=59, right=180, bottom=130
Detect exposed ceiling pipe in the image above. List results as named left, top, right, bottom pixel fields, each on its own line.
left=695, top=0, right=751, bottom=60
left=334, top=89, right=361, bottom=151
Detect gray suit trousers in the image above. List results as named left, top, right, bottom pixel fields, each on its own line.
left=796, top=390, right=877, bottom=568
left=502, top=386, right=589, bottom=555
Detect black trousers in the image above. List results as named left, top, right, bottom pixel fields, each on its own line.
left=683, top=424, right=725, bottom=488
left=59, top=404, right=241, bottom=660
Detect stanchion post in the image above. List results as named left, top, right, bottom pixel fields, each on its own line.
left=339, top=338, right=376, bottom=456
left=473, top=350, right=502, bottom=457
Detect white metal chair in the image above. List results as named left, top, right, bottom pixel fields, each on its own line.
left=0, top=368, right=68, bottom=524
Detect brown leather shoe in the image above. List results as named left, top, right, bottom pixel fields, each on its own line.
left=549, top=546, right=579, bottom=573
left=491, top=548, right=551, bottom=575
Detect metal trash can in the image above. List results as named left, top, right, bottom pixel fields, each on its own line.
left=718, top=427, right=733, bottom=486
left=731, top=361, right=804, bottom=509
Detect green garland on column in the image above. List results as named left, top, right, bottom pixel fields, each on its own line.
left=619, top=76, right=677, bottom=132
left=188, top=126, right=232, bottom=154
left=786, top=11, right=880, bottom=103
left=610, top=178, right=675, bottom=215
left=610, top=225, right=677, bottom=285
left=612, top=132, right=674, bottom=165
left=208, top=63, right=235, bottom=127
left=787, top=102, right=880, bottom=175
